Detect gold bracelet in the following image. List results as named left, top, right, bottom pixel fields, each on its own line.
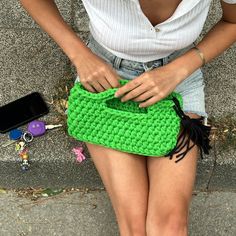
left=193, top=46, right=206, bottom=66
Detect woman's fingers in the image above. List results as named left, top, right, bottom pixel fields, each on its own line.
left=82, top=81, right=97, bottom=93
left=90, top=70, right=121, bottom=92
left=76, top=54, right=121, bottom=92
left=132, top=89, right=154, bottom=102
left=115, top=77, right=143, bottom=98
left=96, top=68, right=121, bottom=91
left=120, top=84, right=148, bottom=102
left=106, top=68, right=122, bottom=88
left=89, top=78, right=107, bottom=92
left=139, top=96, right=160, bottom=108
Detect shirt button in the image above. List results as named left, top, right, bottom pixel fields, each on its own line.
left=155, top=28, right=160, bottom=32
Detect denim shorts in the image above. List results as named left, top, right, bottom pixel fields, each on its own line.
left=73, top=33, right=208, bottom=119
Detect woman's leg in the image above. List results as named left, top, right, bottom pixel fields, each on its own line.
left=85, top=142, right=149, bottom=236
left=145, top=113, right=200, bottom=236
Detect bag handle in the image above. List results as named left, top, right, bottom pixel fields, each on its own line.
left=101, top=90, right=182, bottom=118
left=73, top=79, right=183, bottom=116
left=102, top=96, right=150, bottom=118
left=74, top=82, right=117, bottom=101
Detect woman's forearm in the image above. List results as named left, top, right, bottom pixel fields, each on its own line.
left=169, top=19, right=236, bottom=83
left=20, top=0, right=92, bottom=65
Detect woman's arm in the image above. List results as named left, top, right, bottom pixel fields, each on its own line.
left=170, top=1, right=236, bottom=83
left=19, top=0, right=121, bottom=92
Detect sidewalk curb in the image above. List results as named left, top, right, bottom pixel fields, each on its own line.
left=0, top=148, right=235, bottom=191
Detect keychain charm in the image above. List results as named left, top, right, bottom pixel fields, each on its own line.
left=19, top=147, right=30, bottom=171
left=72, top=146, right=86, bottom=164
left=15, top=140, right=30, bottom=171
left=15, top=141, right=27, bottom=152
left=15, top=131, right=33, bottom=172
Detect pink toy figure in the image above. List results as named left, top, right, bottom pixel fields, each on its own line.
left=72, top=147, right=86, bottom=163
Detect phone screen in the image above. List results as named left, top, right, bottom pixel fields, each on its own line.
left=0, top=92, right=49, bottom=133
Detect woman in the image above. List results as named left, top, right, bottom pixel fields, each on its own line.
left=20, top=0, right=236, bottom=235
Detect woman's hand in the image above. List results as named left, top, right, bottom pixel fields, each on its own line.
left=114, top=64, right=186, bottom=108
left=73, top=51, right=121, bottom=93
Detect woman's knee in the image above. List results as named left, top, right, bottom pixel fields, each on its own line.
left=146, top=204, right=188, bottom=236
left=119, top=211, right=147, bottom=236
left=114, top=202, right=147, bottom=236
left=106, top=186, right=148, bottom=236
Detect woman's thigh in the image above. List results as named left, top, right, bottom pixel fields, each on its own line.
left=145, top=112, right=200, bottom=233
left=84, top=142, right=149, bottom=232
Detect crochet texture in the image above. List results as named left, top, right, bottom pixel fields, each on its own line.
left=67, top=79, right=183, bottom=157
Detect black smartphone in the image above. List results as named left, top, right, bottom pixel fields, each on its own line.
left=0, top=92, right=49, bottom=133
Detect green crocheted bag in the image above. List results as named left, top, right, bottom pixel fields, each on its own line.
left=67, top=79, right=211, bottom=162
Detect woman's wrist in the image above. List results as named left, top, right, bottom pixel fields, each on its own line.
left=68, top=42, right=92, bottom=66
left=167, top=48, right=204, bottom=83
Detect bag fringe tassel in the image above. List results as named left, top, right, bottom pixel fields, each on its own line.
left=165, top=97, right=212, bottom=163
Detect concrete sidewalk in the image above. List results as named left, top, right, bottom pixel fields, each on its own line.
left=0, top=189, right=235, bottom=236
